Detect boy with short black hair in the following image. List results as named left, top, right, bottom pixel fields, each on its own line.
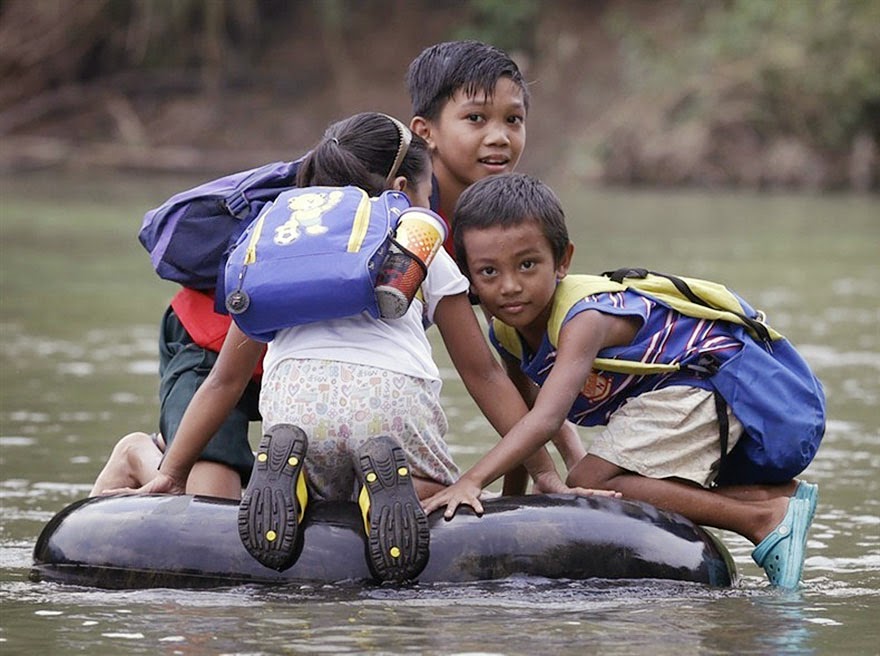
left=407, top=40, right=529, bottom=250
left=425, top=172, right=825, bottom=590
left=405, top=41, right=587, bottom=484
left=408, top=40, right=530, bottom=119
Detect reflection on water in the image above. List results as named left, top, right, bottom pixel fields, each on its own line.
left=1, top=175, right=879, bottom=654
left=2, top=566, right=875, bottom=655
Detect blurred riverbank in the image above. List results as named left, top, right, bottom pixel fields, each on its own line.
left=1, top=0, right=877, bottom=191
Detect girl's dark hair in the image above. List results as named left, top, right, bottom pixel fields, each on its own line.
left=453, top=173, right=569, bottom=276
left=296, top=112, right=429, bottom=196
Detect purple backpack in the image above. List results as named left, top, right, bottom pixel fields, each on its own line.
left=138, top=159, right=304, bottom=296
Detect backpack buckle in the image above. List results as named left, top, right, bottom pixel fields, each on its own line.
left=604, top=267, right=648, bottom=284
left=223, top=192, right=251, bottom=219
left=687, top=353, right=721, bottom=377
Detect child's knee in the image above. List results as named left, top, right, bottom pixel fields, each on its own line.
left=112, top=432, right=155, bottom=467
left=116, top=430, right=151, bottom=448
left=413, top=476, right=446, bottom=501
left=91, top=432, right=159, bottom=495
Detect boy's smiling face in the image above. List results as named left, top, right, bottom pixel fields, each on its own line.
left=412, top=77, right=526, bottom=215
left=463, top=220, right=572, bottom=348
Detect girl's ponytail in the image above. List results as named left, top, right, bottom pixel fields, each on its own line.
left=296, top=113, right=428, bottom=196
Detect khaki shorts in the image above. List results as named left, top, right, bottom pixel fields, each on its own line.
left=588, top=385, right=743, bottom=488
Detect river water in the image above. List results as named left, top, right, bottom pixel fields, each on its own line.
left=1, top=173, right=878, bottom=655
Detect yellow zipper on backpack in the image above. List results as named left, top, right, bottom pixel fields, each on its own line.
left=243, top=211, right=268, bottom=266
left=346, top=190, right=372, bottom=253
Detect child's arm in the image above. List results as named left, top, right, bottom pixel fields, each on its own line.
left=502, top=356, right=587, bottom=483
left=553, top=422, right=588, bottom=471
left=433, top=293, right=565, bottom=489
left=424, top=309, right=637, bottom=517
left=105, top=322, right=264, bottom=495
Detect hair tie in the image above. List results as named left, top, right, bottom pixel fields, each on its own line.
left=379, top=114, right=412, bottom=185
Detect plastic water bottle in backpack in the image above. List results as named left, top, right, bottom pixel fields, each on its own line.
left=374, top=209, right=447, bottom=319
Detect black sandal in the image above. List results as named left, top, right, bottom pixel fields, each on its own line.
left=355, top=436, right=430, bottom=583
left=238, top=424, right=308, bottom=571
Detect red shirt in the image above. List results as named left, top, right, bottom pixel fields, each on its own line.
left=170, top=287, right=263, bottom=377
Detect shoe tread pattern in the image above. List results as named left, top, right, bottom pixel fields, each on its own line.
left=357, top=436, right=429, bottom=583
left=237, top=424, right=307, bottom=571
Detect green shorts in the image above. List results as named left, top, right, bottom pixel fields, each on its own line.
left=158, top=306, right=259, bottom=485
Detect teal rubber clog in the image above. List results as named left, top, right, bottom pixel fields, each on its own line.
left=795, top=480, right=819, bottom=524
left=751, top=497, right=813, bottom=589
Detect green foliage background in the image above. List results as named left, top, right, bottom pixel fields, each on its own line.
left=608, top=0, right=880, bottom=150
left=1, top=0, right=877, bottom=189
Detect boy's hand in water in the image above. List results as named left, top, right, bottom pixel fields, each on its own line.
left=101, top=471, right=185, bottom=497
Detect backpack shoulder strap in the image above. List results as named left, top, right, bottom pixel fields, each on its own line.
left=552, top=275, right=682, bottom=374
left=603, top=268, right=782, bottom=343
left=548, top=275, right=626, bottom=345
left=491, top=275, right=682, bottom=375
left=222, top=159, right=302, bottom=218
left=490, top=318, right=523, bottom=360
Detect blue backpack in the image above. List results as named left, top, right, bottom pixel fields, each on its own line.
left=492, top=269, right=826, bottom=486
left=137, top=159, right=304, bottom=298
left=223, top=186, right=412, bottom=342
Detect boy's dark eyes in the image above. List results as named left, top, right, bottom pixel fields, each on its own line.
left=520, top=260, right=535, bottom=270
left=463, top=112, right=523, bottom=126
